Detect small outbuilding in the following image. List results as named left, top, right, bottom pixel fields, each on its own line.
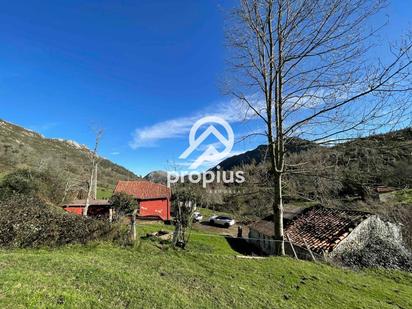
left=248, top=205, right=403, bottom=260
left=114, top=180, right=171, bottom=221
left=62, top=199, right=111, bottom=218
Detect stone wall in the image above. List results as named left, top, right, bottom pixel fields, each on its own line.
left=248, top=229, right=321, bottom=260
left=328, top=215, right=403, bottom=258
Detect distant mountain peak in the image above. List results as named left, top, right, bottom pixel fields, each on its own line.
left=144, top=170, right=168, bottom=185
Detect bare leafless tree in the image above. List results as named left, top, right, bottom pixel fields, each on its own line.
left=172, top=200, right=196, bottom=249
left=83, top=129, right=104, bottom=217
left=61, top=176, right=84, bottom=204
left=227, top=0, right=412, bottom=255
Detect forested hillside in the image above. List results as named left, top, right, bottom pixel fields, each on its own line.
left=0, top=119, right=138, bottom=190
left=205, top=128, right=412, bottom=242
left=216, top=128, right=412, bottom=191
left=215, top=138, right=317, bottom=171
left=217, top=128, right=411, bottom=176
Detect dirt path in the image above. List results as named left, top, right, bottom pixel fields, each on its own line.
left=192, top=221, right=249, bottom=238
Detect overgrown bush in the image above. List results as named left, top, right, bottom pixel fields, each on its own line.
left=109, top=192, right=139, bottom=243
left=338, top=238, right=412, bottom=272
left=0, top=195, right=125, bottom=248
left=109, top=192, right=138, bottom=219
left=0, top=169, right=68, bottom=204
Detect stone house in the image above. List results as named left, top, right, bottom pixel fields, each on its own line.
left=248, top=205, right=403, bottom=260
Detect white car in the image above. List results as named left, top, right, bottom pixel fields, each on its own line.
left=193, top=212, right=203, bottom=222
left=209, top=215, right=235, bottom=228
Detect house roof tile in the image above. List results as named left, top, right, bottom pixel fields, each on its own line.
left=249, top=206, right=370, bottom=253
left=114, top=180, right=171, bottom=200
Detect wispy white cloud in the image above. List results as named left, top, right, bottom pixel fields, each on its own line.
left=128, top=96, right=267, bottom=173
left=129, top=89, right=331, bottom=150
left=110, top=151, right=121, bottom=156
left=129, top=116, right=198, bottom=149
left=129, top=100, right=249, bottom=149
left=129, top=98, right=260, bottom=149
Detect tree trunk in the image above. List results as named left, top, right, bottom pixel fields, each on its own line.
left=83, top=160, right=95, bottom=217
left=273, top=172, right=285, bottom=255
left=267, top=135, right=285, bottom=256
left=93, top=163, right=98, bottom=200
left=131, top=209, right=138, bottom=241
left=83, top=198, right=90, bottom=217
left=84, top=129, right=103, bottom=217
left=109, top=208, right=113, bottom=223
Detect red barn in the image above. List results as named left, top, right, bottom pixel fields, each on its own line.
left=114, top=180, right=171, bottom=221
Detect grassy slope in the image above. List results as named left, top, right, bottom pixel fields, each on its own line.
left=395, top=189, right=412, bottom=204
left=96, top=187, right=114, bottom=200
left=0, top=119, right=138, bottom=189
left=0, top=227, right=411, bottom=308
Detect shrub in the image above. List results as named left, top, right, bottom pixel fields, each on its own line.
left=109, top=192, right=138, bottom=218
left=0, top=195, right=124, bottom=248
left=371, top=202, right=412, bottom=250
left=338, top=238, right=412, bottom=272
left=0, top=169, right=37, bottom=198
left=109, top=192, right=139, bottom=243
left=0, top=169, right=67, bottom=204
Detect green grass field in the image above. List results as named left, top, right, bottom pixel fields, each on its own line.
left=0, top=226, right=411, bottom=308
left=96, top=187, right=114, bottom=200
left=395, top=189, right=412, bottom=204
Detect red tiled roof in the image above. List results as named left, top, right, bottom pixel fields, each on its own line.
left=249, top=206, right=370, bottom=253
left=114, top=180, right=171, bottom=200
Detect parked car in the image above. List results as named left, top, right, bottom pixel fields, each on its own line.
left=209, top=215, right=235, bottom=228
left=193, top=212, right=203, bottom=222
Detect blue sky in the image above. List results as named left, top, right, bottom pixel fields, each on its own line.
left=0, top=0, right=410, bottom=176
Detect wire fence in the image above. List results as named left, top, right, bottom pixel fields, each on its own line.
left=148, top=228, right=322, bottom=262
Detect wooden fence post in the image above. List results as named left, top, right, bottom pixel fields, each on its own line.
left=303, top=239, right=316, bottom=262
left=286, top=233, right=298, bottom=260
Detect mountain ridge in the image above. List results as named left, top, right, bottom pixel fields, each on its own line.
left=214, top=137, right=318, bottom=170
left=144, top=170, right=168, bottom=185
left=0, top=119, right=138, bottom=188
